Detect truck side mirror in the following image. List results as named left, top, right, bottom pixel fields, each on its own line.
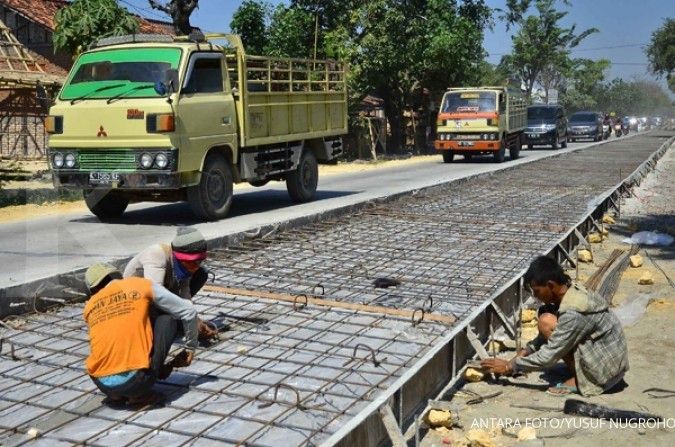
left=155, top=69, right=179, bottom=97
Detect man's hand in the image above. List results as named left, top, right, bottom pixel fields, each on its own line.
left=516, top=348, right=529, bottom=358
left=480, top=358, right=513, bottom=375
left=198, top=319, right=218, bottom=340
left=171, top=349, right=194, bottom=368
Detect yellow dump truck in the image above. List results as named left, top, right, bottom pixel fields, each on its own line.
left=46, top=33, right=347, bottom=220
left=435, top=86, right=526, bottom=163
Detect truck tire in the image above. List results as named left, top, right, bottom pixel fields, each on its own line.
left=187, top=154, right=233, bottom=221
left=509, top=143, right=520, bottom=160
left=84, top=189, right=129, bottom=220
left=286, top=150, right=318, bottom=203
left=442, top=151, right=455, bottom=163
left=493, top=141, right=506, bottom=163
left=561, top=135, right=568, bottom=148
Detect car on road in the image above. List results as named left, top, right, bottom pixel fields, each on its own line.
left=567, top=111, right=603, bottom=142
left=524, top=104, right=568, bottom=149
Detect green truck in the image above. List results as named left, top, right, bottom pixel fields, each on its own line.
left=46, top=33, right=347, bottom=220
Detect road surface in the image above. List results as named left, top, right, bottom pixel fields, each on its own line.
left=0, top=141, right=603, bottom=288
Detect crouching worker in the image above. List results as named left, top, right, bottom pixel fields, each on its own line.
left=124, top=226, right=217, bottom=340
left=83, top=262, right=198, bottom=406
left=481, top=256, right=629, bottom=397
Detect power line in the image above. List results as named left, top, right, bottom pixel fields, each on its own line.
left=489, top=42, right=649, bottom=57
left=119, top=0, right=168, bottom=21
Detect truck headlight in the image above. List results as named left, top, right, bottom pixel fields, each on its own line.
left=155, top=152, right=169, bottom=169
left=53, top=152, right=64, bottom=168
left=64, top=153, right=77, bottom=168
left=140, top=153, right=154, bottom=169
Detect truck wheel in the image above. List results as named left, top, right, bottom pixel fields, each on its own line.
left=561, top=135, right=568, bottom=148
left=509, top=143, right=520, bottom=160
left=286, top=150, right=318, bottom=203
left=493, top=141, right=506, bottom=163
left=84, top=190, right=129, bottom=220
left=442, top=151, right=455, bottom=163
left=187, top=154, right=233, bottom=221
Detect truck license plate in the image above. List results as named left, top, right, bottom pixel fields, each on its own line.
left=459, top=141, right=474, bottom=147
left=89, top=172, right=120, bottom=185
left=528, top=133, right=537, bottom=138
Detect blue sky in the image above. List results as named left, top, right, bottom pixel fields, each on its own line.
left=121, top=0, right=673, bottom=92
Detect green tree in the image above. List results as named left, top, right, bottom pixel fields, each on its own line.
left=560, top=58, right=610, bottom=111
left=148, top=1, right=199, bottom=35
left=323, top=0, right=491, bottom=152
left=507, top=0, right=597, bottom=101
left=265, top=5, right=315, bottom=58
left=53, top=0, right=139, bottom=55
left=230, top=0, right=269, bottom=55
left=646, top=18, right=675, bottom=93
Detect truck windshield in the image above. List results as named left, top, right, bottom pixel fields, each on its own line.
left=442, top=91, right=496, bottom=113
left=570, top=113, right=597, bottom=123
left=527, top=107, right=556, bottom=122
left=60, top=48, right=182, bottom=101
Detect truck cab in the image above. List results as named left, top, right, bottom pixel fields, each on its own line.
left=47, top=33, right=347, bottom=220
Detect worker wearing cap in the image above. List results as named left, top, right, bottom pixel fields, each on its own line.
left=124, top=226, right=216, bottom=339
left=83, top=263, right=198, bottom=406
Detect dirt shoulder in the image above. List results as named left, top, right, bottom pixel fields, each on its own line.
left=421, top=147, right=675, bottom=446
left=0, top=154, right=436, bottom=224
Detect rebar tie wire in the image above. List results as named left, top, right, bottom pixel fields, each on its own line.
left=257, top=383, right=324, bottom=411
left=342, top=343, right=386, bottom=368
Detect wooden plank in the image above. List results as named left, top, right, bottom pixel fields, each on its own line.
left=203, top=284, right=457, bottom=325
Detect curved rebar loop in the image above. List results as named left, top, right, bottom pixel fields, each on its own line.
left=423, top=295, right=434, bottom=313
left=342, top=343, right=386, bottom=368
left=411, top=308, right=425, bottom=327
left=303, top=240, right=317, bottom=253
left=243, top=228, right=262, bottom=239
left=312, top=284, right=325, bottom=296
left=258, top=383, right=307, bottom=411
left=0, top=337, right=20, bottom=361
left=261, top=225, right=279, bottom=240
left=293, top=294, right=308, bottom=311
left=207, top=270, right=216, bottom=283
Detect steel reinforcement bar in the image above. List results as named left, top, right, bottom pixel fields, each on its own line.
left=0, top=131, right=672, bottom=447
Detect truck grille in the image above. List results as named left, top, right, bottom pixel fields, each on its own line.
left=78, top=150, right=136, bottom=171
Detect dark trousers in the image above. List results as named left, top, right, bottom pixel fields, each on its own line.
left=92, top=313, right=177, bottom=400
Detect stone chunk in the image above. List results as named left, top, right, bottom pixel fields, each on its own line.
left=465, top=428, right=496, bottom=447
left=521, top=309, right=537, bottom=323
left=577, top=249, right=593, bottom=263
left=587, top=233, right=603, bottom=243
left=517, top=427, right=537, bottom=441
left=638, top=271, right=654, bottom=285
left=629, top=254, right=643, bottom=268
left=464, top=367, right=485, bottom=382
left=602, top=215, right=616, bottom=225
left=426, top=409, right=453, bottom=428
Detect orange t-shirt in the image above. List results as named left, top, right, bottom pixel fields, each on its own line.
left=83, top=277, right=155, bottom=377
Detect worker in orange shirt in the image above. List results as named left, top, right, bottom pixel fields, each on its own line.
left=83, top=262, right=198, bottom=406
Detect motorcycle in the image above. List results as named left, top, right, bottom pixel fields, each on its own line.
left=614, top=123, right=622, bottom=137
left=602, top=123, right=611, bottom=139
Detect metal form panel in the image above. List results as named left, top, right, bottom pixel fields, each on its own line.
left=0, top=132, right=672, bottom=446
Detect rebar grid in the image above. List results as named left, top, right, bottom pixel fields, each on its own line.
left=0, top=133, right=671, bottom=446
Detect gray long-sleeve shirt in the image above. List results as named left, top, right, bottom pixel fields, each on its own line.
left=151, top=283, right=198, bottom=351
left=124, top=243, right=191, bottom=300
left=512, top=283, right=629, bottom=396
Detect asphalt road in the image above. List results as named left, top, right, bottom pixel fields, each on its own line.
left=0, top=141, right=605, bottom=288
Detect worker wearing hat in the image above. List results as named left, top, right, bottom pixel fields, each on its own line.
left=124, top=226, right=217, bottom=339
left=83, top=262, right=198, bottom=406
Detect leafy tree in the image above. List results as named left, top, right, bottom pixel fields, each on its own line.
left=53, top=0, right=139, bottom=55
left=506, top=0, right=597, bottom=100
left=230, top=0, right=269, bottom=55
left=559, top=58, right=610, bottom=111
left=265, top=5, right=315, bottom=58
left=148, top=0, right=199, bottom=35
left=646, top=18, right=675, bottom=93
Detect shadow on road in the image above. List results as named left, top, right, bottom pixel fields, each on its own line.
left=70, top=189, right=358, bottom=226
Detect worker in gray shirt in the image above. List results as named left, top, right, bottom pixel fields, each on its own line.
left=482, top=256, right=628, bottom=397
left=124, top=226, right=217, bottom=340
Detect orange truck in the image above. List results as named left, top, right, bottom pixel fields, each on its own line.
left=435, top=86, right=527, bottom=163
